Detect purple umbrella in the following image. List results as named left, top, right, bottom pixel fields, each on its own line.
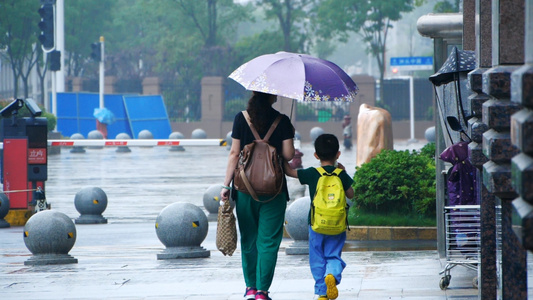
left=229, top=51, right=358, bottom=102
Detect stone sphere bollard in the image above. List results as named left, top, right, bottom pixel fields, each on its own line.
left=0, top=193, right=10, bottom=228
left=287, top=178, right=306, bottom=201
left=138, top=130, right=154, bottom=148
left=310, top=127, right=325, bottom=144
left=138, top=129, right=154, bottom=139
left=203, top=184, right=222, bottom=218
left=74, top=187, right=108, bottom=224
left=23, top=210, right=78, bottom=265
left=70, top=133, right=86, bottom=153
left=115, top=132, right=132, bottom=153
left=155, top=202, right=210, bottom=259
left=87, top=130, right=104, bottom=149
left=285, top=196, right=310, bottom=255
left=168, top=132, right=185, bottom=152
left=425, top=126, right=436, bottom=143
left=225, top=131, right=232, bottom=150
left=191, top=128, right=207, bottom=139
left=202, top=184, right=235, bottom=221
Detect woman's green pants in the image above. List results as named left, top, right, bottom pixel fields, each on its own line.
left=235, top=191, right=287, bottom=291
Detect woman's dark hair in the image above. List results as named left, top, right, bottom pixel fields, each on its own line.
left=314, top=134, right=339, bottom=161
left=247, top=91, right=275, bottom=134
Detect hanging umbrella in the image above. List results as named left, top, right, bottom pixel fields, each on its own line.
left=429, top=47, right=476, bottom=86
left=229, top=51, right=358, bottom=102
left=429, top=47, right=476, bottom=146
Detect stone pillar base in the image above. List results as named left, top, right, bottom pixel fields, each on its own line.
left=24, top=254, right=78, bottom=265
left=75, top=214, right=108, bottom=224
left=285, top=240, right=309, bottom=255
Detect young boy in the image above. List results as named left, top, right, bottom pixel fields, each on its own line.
left=284, top=133, right=354, bottom=300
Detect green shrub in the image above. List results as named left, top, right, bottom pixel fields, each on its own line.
left=419, top=142, right=436, bottom=159
left=351, top=147, right=436, bottom=218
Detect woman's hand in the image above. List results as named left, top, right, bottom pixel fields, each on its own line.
left=220, top=186, right=230, bottom=201
left=336, top=162, right=346, bottom=170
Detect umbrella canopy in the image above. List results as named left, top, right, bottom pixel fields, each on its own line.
left=429, top=47, right=475, bottom=86
left=93, top=107, right=115, bottom=125
left=229, top=51, right=358, bottom=102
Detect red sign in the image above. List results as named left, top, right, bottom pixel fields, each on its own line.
left=105, top=141, right=127, bottom=146
left=28, top=148, right=47, bottom=164
left=50, top=141, right=74, bottom=146
left=157, top=141, right=180, bottom=146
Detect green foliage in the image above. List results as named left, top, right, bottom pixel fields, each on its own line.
left=295, top=103, right=316, bottom=121
left=419, top=142, right=436, bottom=159
left=233, top=31, right=286, bottom=63
left=315, top=0, right=422, bottom=82
left=433, top=0, right=460, bottom=13
left=224, top=99, right=247, bottom=121
left=64, top=0, right=115, bottom=77
left=257, top=0, right=313, bottom=52
left=351, top=148, right=436, bottom=218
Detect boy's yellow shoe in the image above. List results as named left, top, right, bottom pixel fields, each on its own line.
left=325, top=274, right=338, bottom=299
left=317, top=296, right=328, bottom=300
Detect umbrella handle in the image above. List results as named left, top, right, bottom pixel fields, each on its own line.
left=290, top=99, right=295, bottom=121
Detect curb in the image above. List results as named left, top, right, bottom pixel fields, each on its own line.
left=346, top=226, right=437, bottom=241
left=283, top=226, right=437, bottom=241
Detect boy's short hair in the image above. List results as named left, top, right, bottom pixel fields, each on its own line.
left=314, top=134, right=339, bottom=161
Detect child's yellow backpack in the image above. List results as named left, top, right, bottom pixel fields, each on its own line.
left=311, top=167, right=347, bottom=235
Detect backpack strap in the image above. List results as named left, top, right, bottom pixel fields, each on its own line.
left=242, top=110, right=282, bottom=142
left=315, top=167, right=342, bottom=176
left=242, top=111, right=261, bottom=140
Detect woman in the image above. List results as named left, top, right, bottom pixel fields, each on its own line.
left=221, top=91, right=295, bottom=300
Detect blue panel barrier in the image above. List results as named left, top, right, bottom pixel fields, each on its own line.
left=123, top=95, right=171, bottom=139
left=53, top=93, right=169, bottom=139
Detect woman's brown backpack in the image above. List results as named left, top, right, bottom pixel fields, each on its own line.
left=233, top=111, right=283, bottom=202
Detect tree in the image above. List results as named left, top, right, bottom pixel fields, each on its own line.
left=256, top=0, right=316, bottom=53
left=315, top=0, right=424, bottom=84
left=103, top=0, right=251, bottom=119
left=171, top=0, right=251, bottom=76
left=434, top=0, right=460, bottom=12
left=0, top=0, right=41, bottom=99
left=64, top=0, right=115, bottom=77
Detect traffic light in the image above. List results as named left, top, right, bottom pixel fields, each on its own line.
left=49, top=50, right=61, bottom=71
left=91, top=42, right=102, bottom=62
left=38, top=4, right=54, bottom=50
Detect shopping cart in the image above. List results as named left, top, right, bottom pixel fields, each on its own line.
left=439, top=205, right=480, bottom=290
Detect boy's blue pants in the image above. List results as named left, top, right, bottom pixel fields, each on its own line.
left=309, top=226, right=347, bottom=295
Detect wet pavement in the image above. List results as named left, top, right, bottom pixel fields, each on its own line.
left=0, top=140, right=531, bottom=299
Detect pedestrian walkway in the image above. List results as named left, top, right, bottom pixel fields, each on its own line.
left=0, top=222, right=479, bottom=300
left=0, top=141, right=530, bottom=299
